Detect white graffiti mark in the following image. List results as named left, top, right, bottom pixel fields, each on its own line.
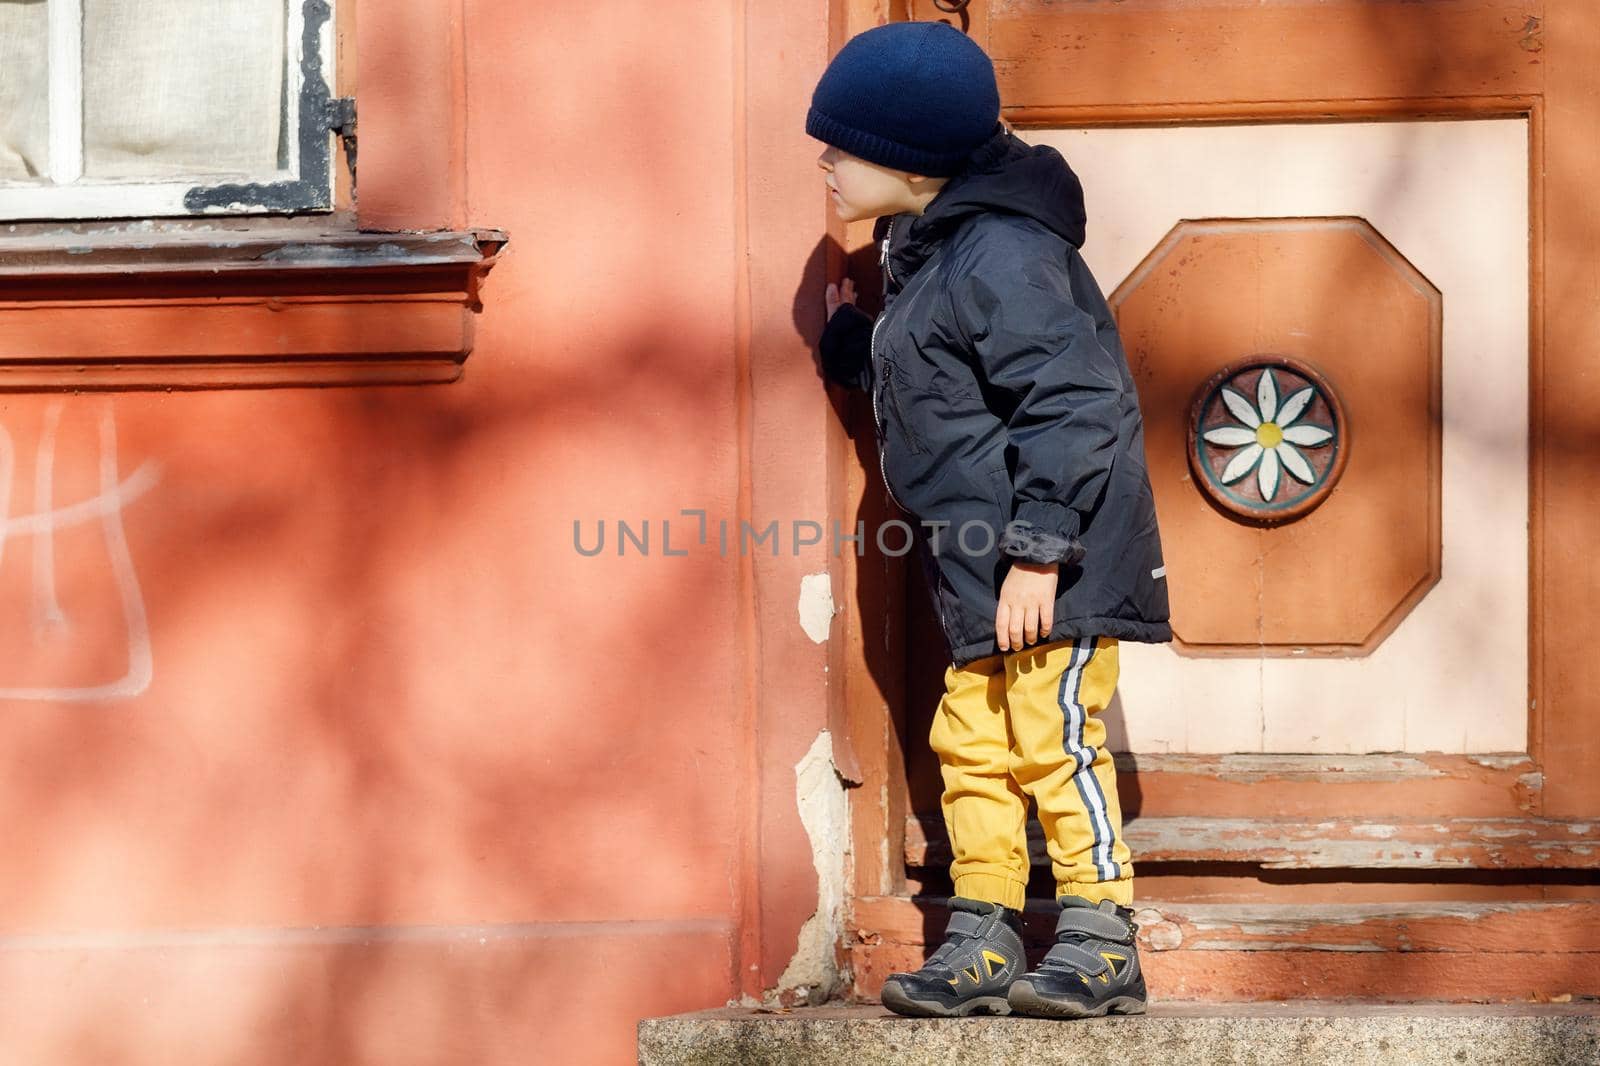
left=0, top=405, right=159, bottom=702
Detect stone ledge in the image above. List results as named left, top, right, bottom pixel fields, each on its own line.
left=639, top=1002, right=1600, bottom=1066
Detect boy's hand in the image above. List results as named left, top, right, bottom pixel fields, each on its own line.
left=825, top=277, right=857, bottom=319
left=996, top=560, right=1058, bottom=651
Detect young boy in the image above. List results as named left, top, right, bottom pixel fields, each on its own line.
left=808, top=22, right=1171, bottom=1019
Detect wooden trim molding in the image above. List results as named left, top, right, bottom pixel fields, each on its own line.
left=907, top=814, right=1600, bottom=871
left=984, top=0, right=1544, bottom=118
left=837, top=0, right=916, bottom=905
left=853, top=895, right=1600, bottom=953
left=1114, top=752, right=1535, bottom=779
left=0, top=228, right=507, bottom=389
left=1005, top=97, right=1539, bottom=128
left=1111, top=753, right=1542, bottom=820
left=849, top=895, right=1600, bottom=1001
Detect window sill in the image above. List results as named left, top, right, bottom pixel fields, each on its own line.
left=0, top=226, right=507, bottom=389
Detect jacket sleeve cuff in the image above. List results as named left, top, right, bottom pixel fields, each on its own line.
left=819, top=303, right=874, bottom=391
left=1001, top=501, right=1085, bottom=566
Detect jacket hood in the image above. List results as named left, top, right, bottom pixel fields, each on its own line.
left=877, top=124, right=1088, bottom=284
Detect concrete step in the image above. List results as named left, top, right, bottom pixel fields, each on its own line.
left=638, top=1002, right=1600, bottom=1065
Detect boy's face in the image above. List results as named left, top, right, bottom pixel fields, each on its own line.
left=816, top=144, right=922, bottom=223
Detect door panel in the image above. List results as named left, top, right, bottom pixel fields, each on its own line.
left=1027, top=119, right=1528, bottom=755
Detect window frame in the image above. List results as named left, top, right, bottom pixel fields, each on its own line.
left=0, top=0, right=344, bottom=222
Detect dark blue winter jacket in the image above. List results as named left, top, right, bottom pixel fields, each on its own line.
left=819, top=124, right=1172, bottom=667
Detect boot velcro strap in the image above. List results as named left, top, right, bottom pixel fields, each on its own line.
left=1056, top=907, right=1133, bottom=942
left=946, top=911, right=988, bottom=938
left=1041, top=940, right=1109, bottom=975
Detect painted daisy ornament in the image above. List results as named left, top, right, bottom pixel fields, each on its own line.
left=1188, top=358, right=1347, bottom=522
left=1205, top=368, right=1333, bottom=501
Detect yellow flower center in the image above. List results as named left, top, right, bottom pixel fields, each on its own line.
left=1256, top=422, right=1283, bottom=448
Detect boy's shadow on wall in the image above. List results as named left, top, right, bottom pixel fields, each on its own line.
left=793, top=232, right=919, bottom=795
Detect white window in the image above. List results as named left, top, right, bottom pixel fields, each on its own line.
left=0, top=0, right=343, bottom=221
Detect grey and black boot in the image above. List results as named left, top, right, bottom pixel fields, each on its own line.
left=1007, top=896, right=1147, bottom=1018
left=879, top=897, right=1026, bottom=1017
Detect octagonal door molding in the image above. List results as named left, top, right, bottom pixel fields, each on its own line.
left=1113, top=217, right=1441, bottom=656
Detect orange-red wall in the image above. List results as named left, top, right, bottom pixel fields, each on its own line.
left=0, top=2, right=837, bottom=1062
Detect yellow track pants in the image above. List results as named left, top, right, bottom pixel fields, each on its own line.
left=929, top=635, right=1134, bottom=910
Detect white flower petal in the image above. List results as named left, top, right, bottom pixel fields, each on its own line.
left=1281, top=424, right=1334, bottom=447
left=1220, top=387, right=1260, bottom=428
left=1257, top=369, right=1279, bottom=423
left=1258, top=447, right=1281, bottom=501
left=1278, top=442, right=1315, bottom=484
left=1275, top=386, right=1315, bottom=428
left=1220, top=443, right=1263, bottom=484
left=1203, top=426, right=1258, bottom=447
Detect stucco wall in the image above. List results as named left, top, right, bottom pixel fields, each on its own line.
left=0, top=2, right=837, bottom=1063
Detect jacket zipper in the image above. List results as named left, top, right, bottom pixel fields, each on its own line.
left=872, top=214, right=912, bottom=514
left=868, top=311, right=907, bottom=514
left=876, top=215, right=957, bottom=651
left=879, top=215, right=898, bottom=289
left=878, top=215, right=923, bottom=451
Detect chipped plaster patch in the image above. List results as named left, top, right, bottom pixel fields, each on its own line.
left=798, top=572, right=834, bottom=644
left=773, top=731, right=849, bottom=1006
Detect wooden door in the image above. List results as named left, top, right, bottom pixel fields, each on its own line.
left=842, top=0, right=1600, bottom=1001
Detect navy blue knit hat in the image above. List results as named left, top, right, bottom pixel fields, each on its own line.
left=806, top=21, right=1000, bottom=178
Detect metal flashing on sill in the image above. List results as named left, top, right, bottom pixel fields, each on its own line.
left=0, top=228, right=507, bottom=280
left=0, top=228, right=509, bottom=391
